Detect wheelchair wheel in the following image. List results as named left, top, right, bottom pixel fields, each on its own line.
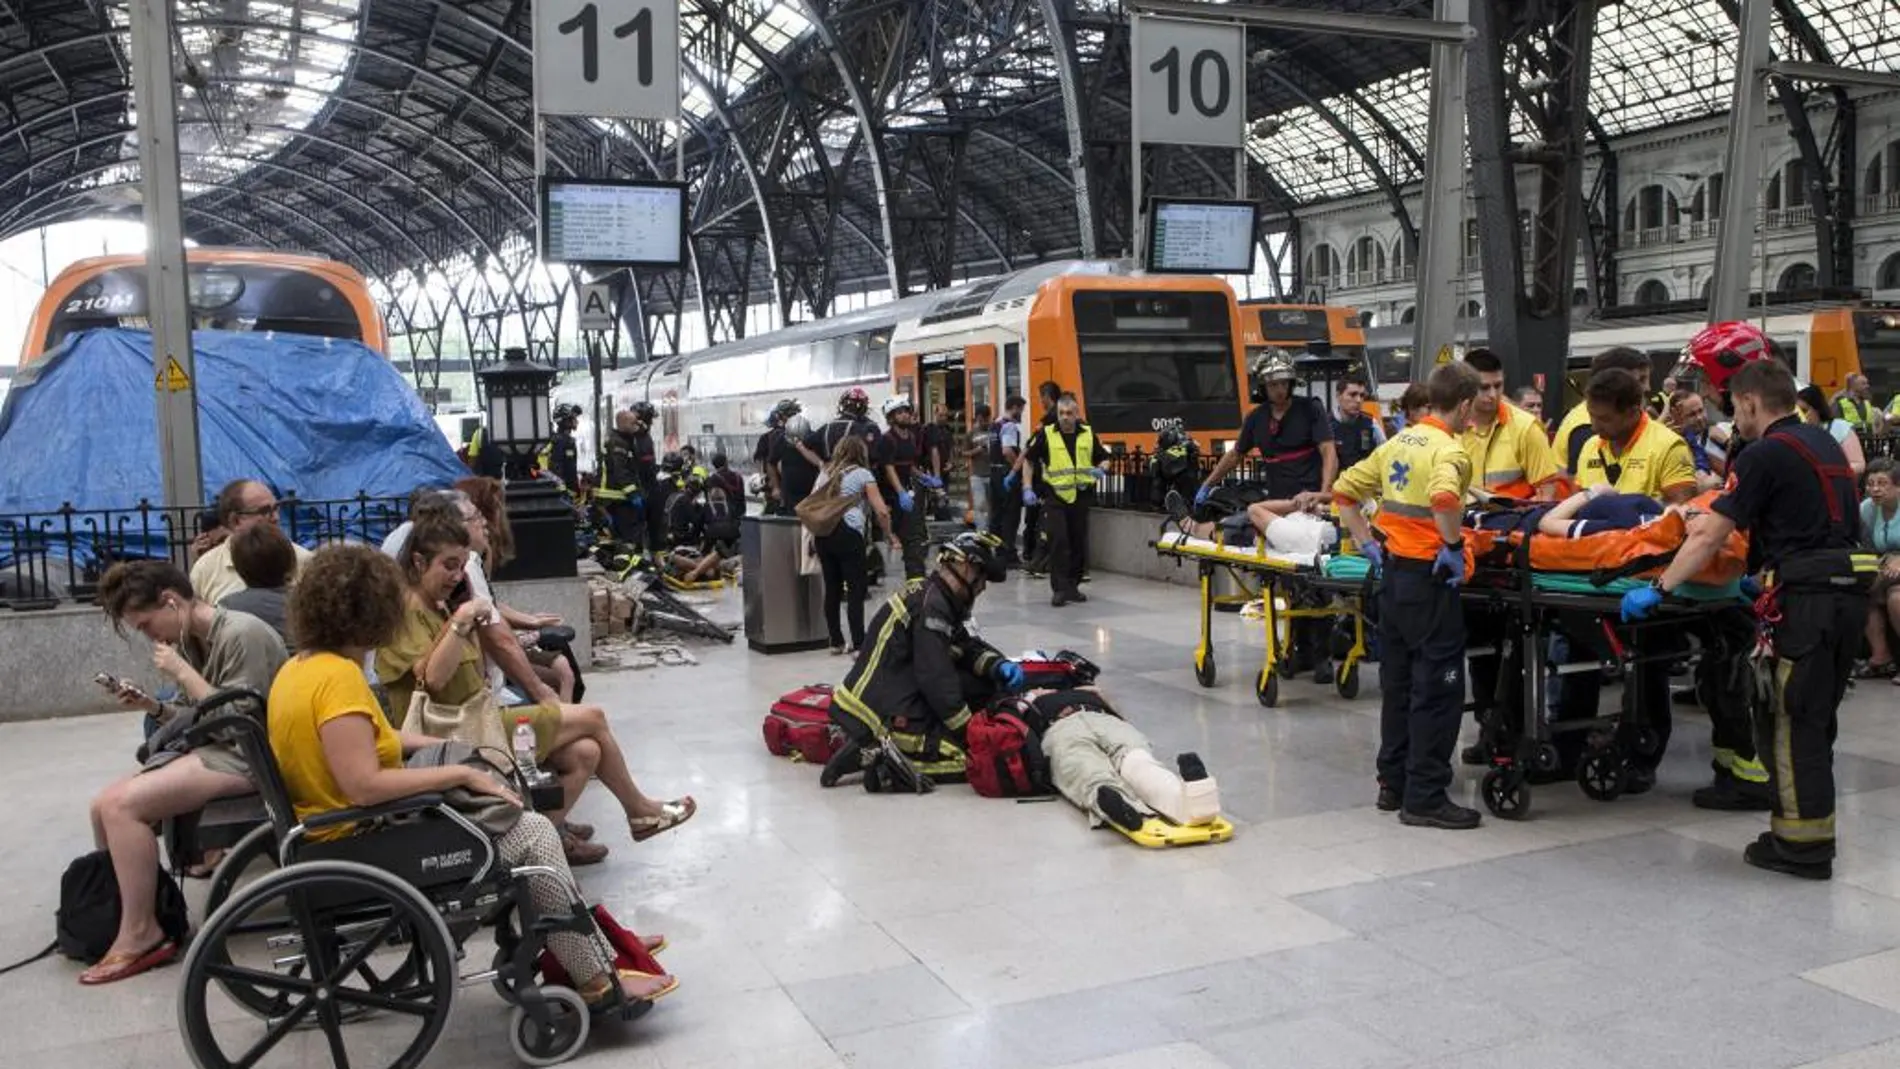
left=178, top=860, right=457, bottom=1069
left=1481, top=768, right=1532, bottom=821
left=201, top=826, right=426, bottom=1023
left=509, top=987, right=591, bottom=1067
left=1577, top=751, right=1627, bottom=802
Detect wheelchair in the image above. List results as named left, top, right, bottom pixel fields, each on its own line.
left=174, top=689, right=648, bottom=1069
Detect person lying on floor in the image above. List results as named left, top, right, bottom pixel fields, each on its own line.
left=1021, top=685, right=1219, bottom=832
left=1467, top=483, right=1696, bottom=538
left=1163, top=488, right=1338, bottom=555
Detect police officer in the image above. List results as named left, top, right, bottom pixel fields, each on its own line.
left=1023, top=393, right=1108, bottom=608
left=1332, top=362, right=1484, bottom=830
left=1332, top=375, right=1385, bottom=473
left=1625, top=349, right=1870, bottom=879
left=820, top=532, right=1023, bottom=791
left=538, top=403, right=582, bottom=491
left=597, top=409, right=646, bottom=546
left=987, top=396, right=1027, bottom=564
left=876, top=394, right=930, bottom=580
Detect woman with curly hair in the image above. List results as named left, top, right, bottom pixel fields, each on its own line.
left=378, top=515, right=695, bottom=865
left=272, top=545, right=677, bottom=1007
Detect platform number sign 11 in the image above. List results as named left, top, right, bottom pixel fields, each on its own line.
left=534, top=0, right=680, bottom=120
left=1132, top=16, right=1244, bottom=150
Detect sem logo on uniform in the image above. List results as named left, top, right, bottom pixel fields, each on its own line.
left=1389, top=459, right=1411, bottom=490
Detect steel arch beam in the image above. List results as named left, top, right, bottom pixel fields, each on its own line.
left=25, top=180, right=372, bottom=265
left=1256, top=67, right=1418, bottom=245
left=682, top=58, right=785, bottom=322
left=0, top=82, right=537, bottom=220
left=0, top=122, right=514, bottom=272
left=796, top=0, right=901, bottom=294
left=1035, top=0, right=1098, bottom=258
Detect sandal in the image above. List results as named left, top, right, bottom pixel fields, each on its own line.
left=643, top=935, right=667, bottom=955
left=629, top=797, right=697, bottom=843
left=618, top=969, right=679, bottom=1003
left=579, top=968, right=679, bottom=1007
left=184, top=847, right=227, bottom=880
left=1854, top=661, right=1897, bottom=680
left=78, top=938, right=178, bottom=985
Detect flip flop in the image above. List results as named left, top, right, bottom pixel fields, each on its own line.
left=628, top=797, right=697, bottom=843
left=78, top=939, right=178, bottom=985
left=617, top=969, right=680, bottom=1003
left=642, top=935, right=667, bottom=955
left=184, top=848, right=227, bottom=879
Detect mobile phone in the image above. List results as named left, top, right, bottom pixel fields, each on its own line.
left=95, top=672, right=147, bottom=703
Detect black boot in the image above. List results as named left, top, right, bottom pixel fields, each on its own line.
left=1744, top=833, right=1831, bottom=880
left=1177, top=752, right=1208, bottom=783
left=1691, top=769, right=1774, bottom=811
left=819, top=741, right=865, bottom=788
left=1096, top=786, right=1145, bottom=831
left=1399, top=800, right=1482, bottom=830
left=1376, top=784, right=1402, bottom=812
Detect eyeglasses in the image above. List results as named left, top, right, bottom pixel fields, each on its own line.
left=235, top=503, right=278, bottom=518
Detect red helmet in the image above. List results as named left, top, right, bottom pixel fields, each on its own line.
left=839, top=387, right=870, bottom=416
left=1677, top=321, right=1770, bottom=391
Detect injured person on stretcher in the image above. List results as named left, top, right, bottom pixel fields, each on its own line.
left=1021, top=686, right=1220, bottom=832
left=1467, top=483, right=1700, bottom=538
left=1163, top=488, right=1339, bottom=556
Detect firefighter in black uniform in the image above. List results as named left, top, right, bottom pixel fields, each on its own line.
left=820, top=531, right=1023, bottom=790
left=538, top=403, right=582, bottom=491
left=876, top=394, right=930, bottom=581
left=1625, top=345, right=1873, bottom=879
left=597, top=409, right=646, bottom=546
left=618, top=401, right=662, bottom=551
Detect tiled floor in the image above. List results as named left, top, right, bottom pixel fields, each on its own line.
left=9, top=571, right=1900, bottom=1068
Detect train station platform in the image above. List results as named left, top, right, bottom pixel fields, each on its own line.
left=8, top=572, right=1900, bottom=1068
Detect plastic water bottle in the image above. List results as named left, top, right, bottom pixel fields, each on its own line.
left=513, top=716, right=539, bottom=775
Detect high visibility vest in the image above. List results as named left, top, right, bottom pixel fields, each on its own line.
left=1044, top=426, right=1097, bottom=503
left=1333, top=415, right=1471, bottom=560
left=1841, top=395, right=1875, bottom=428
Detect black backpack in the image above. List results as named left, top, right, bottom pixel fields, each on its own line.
left=56, top=850, right=190, bottom=964
left=704, top=484, right=741, bottom=542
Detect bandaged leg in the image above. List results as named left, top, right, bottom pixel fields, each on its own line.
left=1042, top=712, right=1153, bottom=827
left=1118, top=748, right=1221, bottom=825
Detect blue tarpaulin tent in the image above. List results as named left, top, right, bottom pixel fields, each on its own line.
left=0, top=329, right=468, bottom=569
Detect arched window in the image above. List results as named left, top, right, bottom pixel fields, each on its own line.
left=1766, top=172, right=1783, bottom=212
left=1400, top=306, right=1417, bottom=325
left=1346, top=236, right=1384, bottom=285
left=1628, top=185, right=1680, bottom=244
left=1572, top=287, right=1592, bottom=307
left=1778, top=262, right=1816, bottom=292
left=1359, top=310, right=1378, bottom=329
left=1460, top=300, right=1482, bottom=319
left=1877, top=252, right=1900, bottom=290
left=1701, top=276, right=1714, bottom=301
left=1305, top=244, right=1340, bottom=286
left=1634, top=279, right=1671, bottom=305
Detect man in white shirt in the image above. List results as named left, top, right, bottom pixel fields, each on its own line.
left=189, top=480, right=311, bottom=606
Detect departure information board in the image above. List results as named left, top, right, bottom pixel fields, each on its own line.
left=1145, top=197, right=1257, bottom=275
left=541, top=178, right=687, bottom=267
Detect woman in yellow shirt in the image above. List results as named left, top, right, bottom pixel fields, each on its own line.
left=378, top=514, right=695, bottom=866
left=271, top=545, right=676, bottom=1005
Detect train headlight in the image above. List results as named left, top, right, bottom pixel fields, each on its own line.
left=188, top=271, right=245, bottom=310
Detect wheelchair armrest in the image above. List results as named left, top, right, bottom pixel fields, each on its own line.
left=302, top=793, right=447, bottom=831
left=536, top=624, right=576, bottom=650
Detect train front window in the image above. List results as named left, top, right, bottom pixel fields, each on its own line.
left=1073, top=290, right=1238, bottom=434
left=1855, top=312, right=1900, bottom=404
left=44, top=264, right=365, bottom=352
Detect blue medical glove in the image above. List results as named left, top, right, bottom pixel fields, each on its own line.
left=1003, top=471, right=1020, bottom=492
left=1088, top=466, right=1109, bottom=481
left=994, top=661, right=1026, bottom=692
left=1621, top=584, right=1663, bottom=622
left=1193, top=485, right=1213, bottom=507
left=1739, top=575, right=1762, bottom=600
left=1433, top=543, right=1467, bottom=587
left=1361, top=541, right=1385, bottom=576
left=918, top=474, right=943, bottom=491
left=896, top=490, right=914, bottom=512
left=1022, top=489, right=1039, bottom=507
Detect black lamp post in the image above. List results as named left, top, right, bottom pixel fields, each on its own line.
left=477, top=346, right=557, bottom=481
left=477, top=346, right=577, bottom=581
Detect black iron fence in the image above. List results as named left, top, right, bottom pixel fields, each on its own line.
left=0, top=493, right=409, bottom=609
left=1861, top=433, right=1900, bottom=461
left=1092, top=450, right=1290, bottom=513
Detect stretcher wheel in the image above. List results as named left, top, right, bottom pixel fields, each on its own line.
left=1628, top=726, right=1662, bottom=758
left=1194, top=651, right=1217, bottom=688
left=1335, top=663, right=1361, bottom=700
left=1256, top=671, right=1279, bottom=708
left=1530, top=742, right=1562, bottom=775
left=1481, top=768, right=1532, bottom=821
left=1577, top=751, right=1627, bottom=802
left=509, top=986, right=591, bottom=1067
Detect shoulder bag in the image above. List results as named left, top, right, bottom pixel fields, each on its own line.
left=403, top=739, right=524, bottom=836
left=400, top=627, right=512, bottom=754
left=795, top=467, right=863, bottom=538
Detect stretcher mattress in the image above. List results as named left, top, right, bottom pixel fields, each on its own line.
left=1321, top=553, right=1744, bottom=601
left=1113, top=814, right=1235, bottom=848
left=1152, top=533, right=1319, bottom=571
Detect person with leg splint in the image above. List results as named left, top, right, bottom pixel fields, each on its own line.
left=1021, top=686, right=1222, bottom=836
left=820, top=532, right=1024, bottom=791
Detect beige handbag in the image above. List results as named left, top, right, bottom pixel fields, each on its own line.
left=400, top=637, right=510, bottom=753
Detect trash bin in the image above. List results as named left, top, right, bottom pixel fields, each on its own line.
left=742, top=515, right=831, bottom=653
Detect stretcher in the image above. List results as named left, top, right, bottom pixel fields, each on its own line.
left=1151, top=532, right=1372, bottom=707
left=1449, top=526, right=1750, bottom=821
left=1114, top=814, right=1235, bottom=848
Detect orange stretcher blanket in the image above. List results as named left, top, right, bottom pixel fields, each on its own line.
left=1469, top=490, right=1749, bottom=587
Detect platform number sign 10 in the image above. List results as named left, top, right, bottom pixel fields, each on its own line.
left=534, top=0, right=680, bottom=120
left=1131, top=16, right=1244, bottom=150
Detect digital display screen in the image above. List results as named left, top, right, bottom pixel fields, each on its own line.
left=541, top=178, right=687, bottom=267
left=1145, top=198, right=1258, bottom=275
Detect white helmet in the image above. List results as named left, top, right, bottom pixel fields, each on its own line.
left=783, top=412, right=812, bottom=439
left=745, top=472, right=767, bottom=497
left=881, top=393, right=914, bottom=419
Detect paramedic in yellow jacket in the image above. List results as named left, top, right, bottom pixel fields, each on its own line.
left=1332, top=362, right=1484, bottom=831
left=1574, top=367, right=1700, bottom=505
